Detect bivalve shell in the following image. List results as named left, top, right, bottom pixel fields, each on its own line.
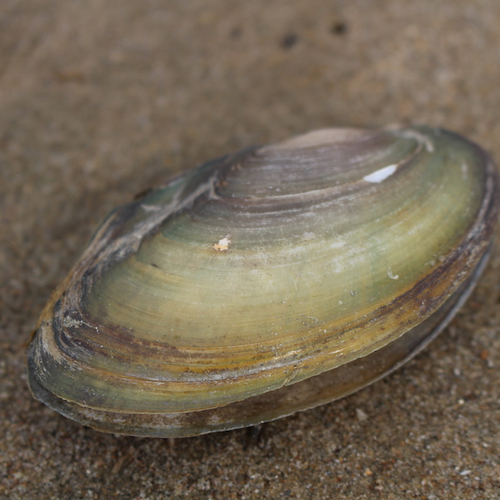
left=27, top=125, right=499, bottom=437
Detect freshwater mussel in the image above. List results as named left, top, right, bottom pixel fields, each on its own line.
left=27, top=125, right=499, bottom=437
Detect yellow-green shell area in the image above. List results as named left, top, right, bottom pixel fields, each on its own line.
left=27, top=126, right=498, bottom=437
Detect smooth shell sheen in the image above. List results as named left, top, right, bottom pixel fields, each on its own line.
left=27, top=126, right=499, bottom=437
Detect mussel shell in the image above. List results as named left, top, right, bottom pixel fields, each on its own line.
left=27, top=126, right=499, bottom=437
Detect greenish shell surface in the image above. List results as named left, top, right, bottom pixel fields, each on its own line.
left=27, top=126, right=499, bottom=437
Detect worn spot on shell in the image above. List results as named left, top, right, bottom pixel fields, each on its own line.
left=213, top=235, right=231, bottom=251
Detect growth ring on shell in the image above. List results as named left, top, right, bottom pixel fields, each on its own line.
left=27, top=125, right=499, bottom=437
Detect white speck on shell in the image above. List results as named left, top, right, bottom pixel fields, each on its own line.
left=387, top=267, right=399, bottom=280
left=213, top=236, right=231, bottom=251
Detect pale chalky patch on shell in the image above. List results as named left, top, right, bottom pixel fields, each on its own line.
left=213, top=236, right=231, bottom=251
